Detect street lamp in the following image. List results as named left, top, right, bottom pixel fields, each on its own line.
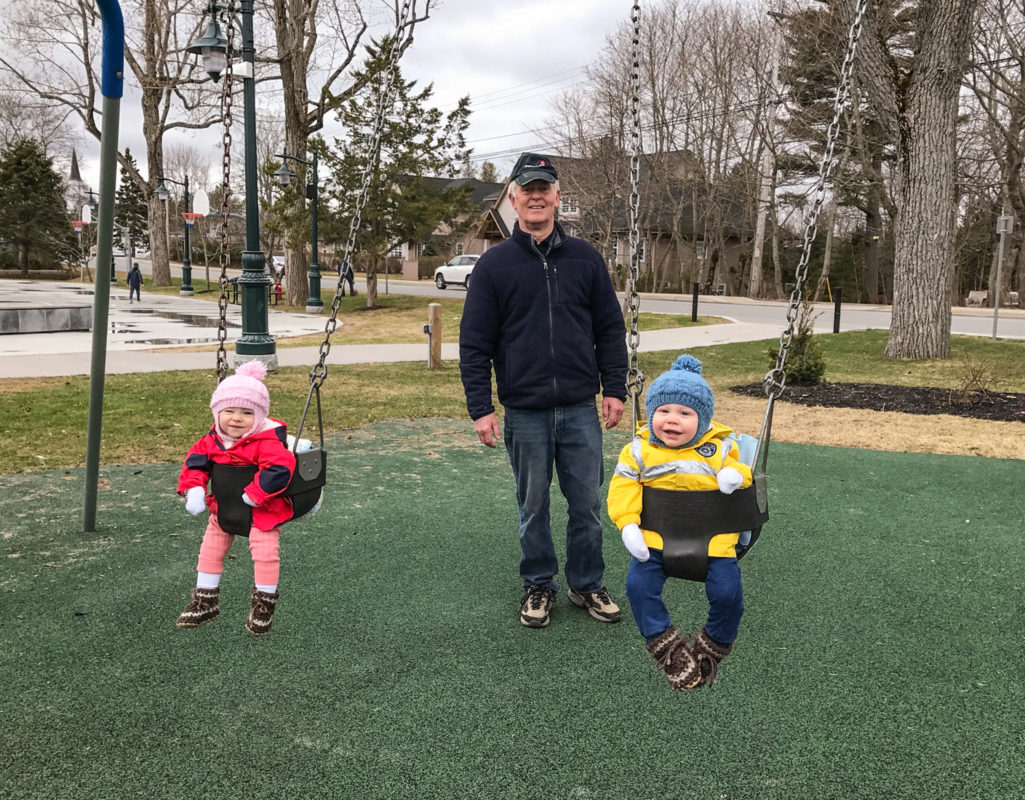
left=155, top=175, right=194, bottom=296
left=85, top=189, right=115, bottom=282
left=188, top=0, right=276, bottom=368
left=274, top=152, right=323, bottom=313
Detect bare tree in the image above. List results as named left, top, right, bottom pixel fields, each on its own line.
left=269, top=0, right=435, bottom=305
left=963, top=0, right=1025, bottom=306
left=0, top=0, right=221, bottom=287
left=844, top=0, right=983, bottom=359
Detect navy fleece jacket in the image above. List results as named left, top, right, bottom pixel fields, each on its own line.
left=459, top=221, right=627, bottom=420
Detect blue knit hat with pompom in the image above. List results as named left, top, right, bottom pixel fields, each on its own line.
left=645, top=354, right=714, bottom=448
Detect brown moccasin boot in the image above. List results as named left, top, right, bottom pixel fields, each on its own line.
left=176, top=587, right=220, bottom=628
left=645, top=625, right=701, bottom=691
left=693, top=628, right=733, bottom=687
left=245, top=587, right=279, bottom=635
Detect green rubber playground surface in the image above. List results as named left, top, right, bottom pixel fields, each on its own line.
left=2, top=419, right=1022, bottom=799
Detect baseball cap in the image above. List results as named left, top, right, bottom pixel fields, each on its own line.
left=511, top=153, right=558, bottom=185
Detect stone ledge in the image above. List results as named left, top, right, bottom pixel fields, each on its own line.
left=0, top=306, right=92, bottom=334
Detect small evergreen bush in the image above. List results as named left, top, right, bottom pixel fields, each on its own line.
left=768, top=300, right=826, bottom=385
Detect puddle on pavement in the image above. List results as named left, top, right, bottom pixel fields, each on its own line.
left=123, top=337, right=225, bottom=345
left=125, top=309, right=232, bottom=328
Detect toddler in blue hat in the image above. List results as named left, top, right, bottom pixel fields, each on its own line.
left=607, top=354, right=752, bottom=691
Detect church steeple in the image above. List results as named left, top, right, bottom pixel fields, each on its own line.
left=69, top=149, right=83, bottom=183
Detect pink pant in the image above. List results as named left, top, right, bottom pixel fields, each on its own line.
left=197, top=515, right=281, bottom=586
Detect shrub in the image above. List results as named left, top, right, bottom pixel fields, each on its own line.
left=768, top=300, right=826, bottom=385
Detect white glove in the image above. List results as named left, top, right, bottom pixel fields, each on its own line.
left=621, top=523, right=650, bottom=562
left=242, top=491, right=258, bottom=507
left=184, top=486, right=207, bottom=516
left=717, top=466, right=744, bottom=495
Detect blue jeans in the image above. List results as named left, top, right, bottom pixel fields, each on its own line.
left=625, top=550, right=743, bottom=648
left=503, top=401, right=607, bottom=593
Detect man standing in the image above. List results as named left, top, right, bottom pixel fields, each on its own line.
left=460, top=153, right=628, bottom=629
left=127, top=261, right=143, bottom=303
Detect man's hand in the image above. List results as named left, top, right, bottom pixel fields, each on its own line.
left=473, top=413, right=501, bottom=448
left=602, top=397, right=625, bottom=429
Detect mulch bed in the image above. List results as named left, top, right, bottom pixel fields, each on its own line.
left=729, top=381, right=1025, bottom=422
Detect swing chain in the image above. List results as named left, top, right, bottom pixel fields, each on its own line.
left=307, top=0, right=413, bottom=391
left=215, top=1, right=237, bottom=383
left=626, top=0, right=644, bottom=430
left=764, top=0, right=867, bottom=399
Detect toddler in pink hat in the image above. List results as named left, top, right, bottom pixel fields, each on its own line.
left=176, top=360, right=297, bottom=635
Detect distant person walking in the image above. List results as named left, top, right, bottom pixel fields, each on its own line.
left=338, top=260, right=355, bottom=296
left=127, top=262, right=143, bottom=303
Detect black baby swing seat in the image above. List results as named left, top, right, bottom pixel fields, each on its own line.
left=211, top=446, right=327, bottom=538
left=640, top=469, right=768, bottom=583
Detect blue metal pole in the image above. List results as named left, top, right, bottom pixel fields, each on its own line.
left=83, top=0, right=124, bottom=533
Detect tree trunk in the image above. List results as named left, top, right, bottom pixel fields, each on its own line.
left=276, top=0, right=312, bottom=308
left=770, top=206, right=784, bottom=300
left=365, top=258, right=380, bottom=309
left=884, top=0, right=978, bottom=359
left=813, top=205, right=835, bottom=303
left=141, top=83, right=170, bottom=287
left=862, top=187, right=883, bottom=303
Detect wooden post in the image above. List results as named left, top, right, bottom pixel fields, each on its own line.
left=428, top=302, right=442, bottom=370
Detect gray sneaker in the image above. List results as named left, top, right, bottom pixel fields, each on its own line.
left=567, top=586, right=622, bottom=622
left=520, top=585, right=556, bottom=628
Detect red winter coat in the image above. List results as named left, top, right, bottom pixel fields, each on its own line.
left=177, top=419, right=297, bottom=530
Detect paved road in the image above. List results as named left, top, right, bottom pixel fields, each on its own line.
left=131, top=257, right=1025, bottom=338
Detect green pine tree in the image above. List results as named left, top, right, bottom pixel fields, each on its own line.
left=115, top=149, right=148, bottom=248
left=0, top=138, right=75, bottom=275
left=320, top=38, right=476, bottom=307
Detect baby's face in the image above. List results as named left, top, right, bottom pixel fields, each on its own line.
left=652, top=403, right=699, bottom=447
left=218, top=407, right=256, bottom=438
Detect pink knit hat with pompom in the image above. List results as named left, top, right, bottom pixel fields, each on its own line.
left=210, top=360, right=270, bottom=435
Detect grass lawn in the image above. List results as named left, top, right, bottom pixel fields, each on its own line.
left=1, top=331, right=1022, bottom=473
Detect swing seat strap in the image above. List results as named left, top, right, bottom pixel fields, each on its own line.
left=640, top=483, right=769, bottom=582
left=210, top=463, right=257, bottom=537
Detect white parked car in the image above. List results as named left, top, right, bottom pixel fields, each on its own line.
left=134, top=246, right=151, bottom=259
left=434, top=254, right=480, bottom=290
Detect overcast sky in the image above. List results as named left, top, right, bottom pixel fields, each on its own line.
left=77, top=0, right=632, bottom=192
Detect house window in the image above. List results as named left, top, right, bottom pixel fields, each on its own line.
left=560, top=194, right=578, bottom=215
left=612, top=236, right=619, bottom=256
left=456, top=242, right=464, bottom=255
left=695, top=241, right=705, bottom=260
left=636, top=238, right=646, bottom=263
left=389, top=243, right=403, bottom=259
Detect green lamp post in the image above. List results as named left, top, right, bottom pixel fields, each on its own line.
left=188, top=0, right=276, bottom=369
left=274, top=152, right=323, bottom=313
left=155, top=175, right=194, bottom=296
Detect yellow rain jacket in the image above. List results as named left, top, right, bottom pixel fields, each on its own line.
left=607, top=422, right=753, bottom=558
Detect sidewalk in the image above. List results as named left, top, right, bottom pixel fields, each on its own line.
left=0, top=279, right=782, bottom=379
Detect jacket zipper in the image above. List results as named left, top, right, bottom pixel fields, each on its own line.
left=529, top=235, right=560, bottom=401
left=542, top=255, right=558, bottom=398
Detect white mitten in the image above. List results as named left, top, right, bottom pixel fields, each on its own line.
left=185, top=486, right=207, bottom=516
left=621, top=523, right=650, bottom=562
left=717, top=466, right=744, bottom=495
left=242, top=491, right=258, bottom=507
